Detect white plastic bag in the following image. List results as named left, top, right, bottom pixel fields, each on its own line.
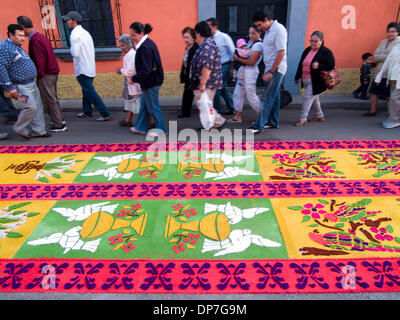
left=198, top=92, right=215, bottom=130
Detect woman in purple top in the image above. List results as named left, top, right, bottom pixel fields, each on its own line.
left=190, top=21, right=226, bottom=129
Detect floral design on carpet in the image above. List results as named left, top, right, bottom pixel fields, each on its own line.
left=349, top=150, right=400, bottom=178
left=263, top=151, right=345, bottom=180
left=288, top=198, right=400, bottom=256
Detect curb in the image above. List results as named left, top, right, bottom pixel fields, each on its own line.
left=59, top=95, right=388, bottom=112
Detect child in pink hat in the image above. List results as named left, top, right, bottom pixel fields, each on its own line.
left=233, top=38, right=250, bottom=85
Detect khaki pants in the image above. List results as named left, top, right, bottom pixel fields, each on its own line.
left=37, top=75, right=64, bottom=127
left=193, top=89, right=226, bottom=128
left=300, top=78, right=324, bottom=121
left=388, top=81, right=400, bottom=123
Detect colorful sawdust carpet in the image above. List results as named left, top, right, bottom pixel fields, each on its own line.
left=1, top=140, right=400, bottom=294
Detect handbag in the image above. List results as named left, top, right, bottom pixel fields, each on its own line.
left=320, top=69, right=341, bottom=89
left=280, top=84, right=293, bottom=109
left=187, top=77, right=200, bottom=91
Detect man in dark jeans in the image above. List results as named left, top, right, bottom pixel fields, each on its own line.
left=63, top=11, right=111, bottom=121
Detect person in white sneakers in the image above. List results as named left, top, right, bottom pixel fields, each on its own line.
left=63, top=11, right=111, bottom=122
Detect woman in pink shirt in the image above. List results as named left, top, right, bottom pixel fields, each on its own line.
left=294, top=31, right=335, bottom=126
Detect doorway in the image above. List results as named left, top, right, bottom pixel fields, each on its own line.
left=216, top=0, right=289, bottom=85
left=216, top=0, right=288, bottom=42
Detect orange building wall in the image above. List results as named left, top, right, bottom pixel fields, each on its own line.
left=305, top=0, right=399, bottom=69
left=0, top=0, right=199, bottom=74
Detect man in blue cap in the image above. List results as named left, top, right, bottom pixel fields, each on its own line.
left=63, top=11, right=111, bottom=121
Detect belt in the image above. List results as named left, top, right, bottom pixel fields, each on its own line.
left=14, top=79, right=35, bottom=86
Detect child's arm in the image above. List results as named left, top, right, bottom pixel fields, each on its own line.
left=234, top=51, right=261, bottom=67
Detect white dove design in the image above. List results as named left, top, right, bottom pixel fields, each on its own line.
left=203, top=153, right=259, bottom=181
left=205, top=153, right=253, bottom=165
left=91, top=153, right=143, bottom=165
left=52, top=202, right=119, bottom=222
left=204, top=166, right=259, bottom=180
left=81, top=153, right=143, bottom=181
left=201, top=229, right=281, bottom=257
left=204, top=202, right=269, bottom=225
left=27, top=226, right=101, bottom=255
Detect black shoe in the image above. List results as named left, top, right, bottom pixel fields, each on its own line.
left=264, top=124, right=280, bottom=129
left=178, top=114, right=190, bottom=118
left=77, top=112, right=92, bottom=118
left=222, top=110, right=234, bottom=116
left=362, top=111, right=376, bottom=117
left=49, top=124, right=67, bottom=132
left=248, top=126, right=263, bottom=134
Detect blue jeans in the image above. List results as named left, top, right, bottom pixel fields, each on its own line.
left=353, top=78, right=370, bottom=99
left=214, top=62, right=234, bottom=113
left=76, top=74, right=110, bottom=117
left=253, top=72, right=284, bottom=130
left=134, top=86, right=167, bottom=133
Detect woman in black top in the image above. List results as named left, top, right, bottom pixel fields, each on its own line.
left=294, top=31, right=335, bottom=126
left=129, top=22, right=167, bottom=136
left=179, top=27, right=199, bottom=118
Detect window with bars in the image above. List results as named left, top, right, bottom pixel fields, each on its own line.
left=38, top=0, right=122, bottom=49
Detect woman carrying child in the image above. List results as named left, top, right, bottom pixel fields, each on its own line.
left=229, top=24, right=263, bottom=123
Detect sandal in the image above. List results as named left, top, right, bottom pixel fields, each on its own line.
left=228, top=117, right=242, bottom=123
left=295, top=120, right=307, bottom=127
left=310, top=117, right=325, bottom=122
left=119, top=120, right=133, bottom=127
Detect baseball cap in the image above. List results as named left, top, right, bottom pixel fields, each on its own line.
left=62, top=11, right=83, bottom=22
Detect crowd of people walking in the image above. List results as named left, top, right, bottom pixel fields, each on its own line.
left=0, top=9, right=399, bottom=140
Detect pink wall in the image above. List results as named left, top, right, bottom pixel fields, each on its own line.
left=0, top=0, right=199, bottom=74
left=306, top=0, right=399, bottom=68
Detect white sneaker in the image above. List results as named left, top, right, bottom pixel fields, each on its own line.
left=96, top=116, right=110, bottom=122
left=0, top=132, right=8, bottom=140
left=77, top=112, right=92, bottom=118
left=382, top=119, right=400, bottom=129
left=148, top=130, right=167, bottom=138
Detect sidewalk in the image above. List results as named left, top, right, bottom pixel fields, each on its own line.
left=59, top=93, right=388, bottom=112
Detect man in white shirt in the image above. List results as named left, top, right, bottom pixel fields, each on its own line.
left=63, top=11, right=111, bottom=121
left=207, top=18, right=235, bottom=115
left=250, top=10, right=287, bottom=134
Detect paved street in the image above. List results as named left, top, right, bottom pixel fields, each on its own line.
left=0, top=94, right=397, bottom=145
left=1, top=94, right=400, bottom=300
